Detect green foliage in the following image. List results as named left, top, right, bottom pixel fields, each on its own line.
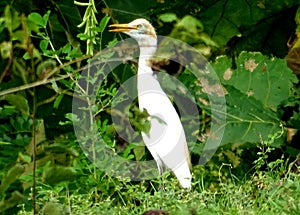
left=0, top=106, right=31, bottom=213
left=0, top=94, right=29, bottom=115
left=75, top=0, right=105, bottom=55
left=199, top=0, right=299, bottom=57
left=0, top=0, right=299, bottom=214
left=214, top=52, right=297, bottom=109
left=28, top=11, right=50, bottom=29
left=0, top=164, right=24, bottom=194
left=42, top=166, right=77, bottom=186
left=210, top=52, right=298, bottom=146
left=15, top=153, right=300, bottom=215
left=0, top=106, right=32, bottom=170
left=164, top=14, right=219, bottom=57
left=220, top=86, right=283, bottom=145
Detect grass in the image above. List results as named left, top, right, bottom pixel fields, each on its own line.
left=16, top=152, right=300, bottom=215
left=14, top=134, right=300, bottom=215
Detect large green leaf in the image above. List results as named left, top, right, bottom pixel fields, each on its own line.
left=199, top=0, right=299, bottom=56
left=210, top=52, right=298, bottom=145
left=219, top=86, right=282, bottom=145
left=213, top=52, right=298, bottom=110
left=200, top=0, right=298, bottom=46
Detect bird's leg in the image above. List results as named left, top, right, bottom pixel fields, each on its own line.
left=158, top=175, right=166, bottom=191
left=156, top=160, right=164, bottom=175
left=156, top=162, right=168, bottom=191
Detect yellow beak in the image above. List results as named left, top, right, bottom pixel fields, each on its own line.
left=109, top=23, right=138, bottom=32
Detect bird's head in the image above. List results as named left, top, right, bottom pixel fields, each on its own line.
left=109, top=18, right=157, bottom=47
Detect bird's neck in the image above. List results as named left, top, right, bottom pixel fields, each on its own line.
left=137, top=38, right=157, bottom=75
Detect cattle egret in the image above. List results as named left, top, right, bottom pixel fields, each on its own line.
left=109, top=19, right=192, bottom=188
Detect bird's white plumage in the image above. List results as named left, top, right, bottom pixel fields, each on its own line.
left=110, top=19, right=192, bottom=188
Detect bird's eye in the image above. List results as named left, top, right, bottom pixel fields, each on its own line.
left=136, top=24, right=143, bottom=29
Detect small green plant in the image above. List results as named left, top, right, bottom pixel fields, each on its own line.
left=253, top=129, right=284, bottom=172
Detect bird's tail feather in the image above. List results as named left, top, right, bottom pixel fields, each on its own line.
left=172, top=162, right=191, bottom=189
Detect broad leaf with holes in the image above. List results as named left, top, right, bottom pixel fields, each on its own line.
left=214, top=52, right=298, bottom=110
left=211, top=52, right=298, bottom=145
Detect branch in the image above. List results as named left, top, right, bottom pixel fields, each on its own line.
left=0, top=56, right=89, bottom=97
left=0, top=48, right=13, bottom=83
left=0, top=74, right=71, bottom=97
left=0, top=44, right=139, bottom=97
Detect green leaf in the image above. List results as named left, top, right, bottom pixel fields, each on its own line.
left=63, top=113, right=80, bottom=124
left=27, top=18, right=40, bottom=33
left=4, top=5, right=21, bottom=34
left=218, top=86, right=283, bottom=145
left=51, top=80, right=59, bottom=93
left=0, top=164, right=24, bottom=194
left=200, top=0, right=299, bottom=54
left=0, top=141, right=11, bottom=145
left=107, top=38, right=118, bottom=48
left=169, top=15, right=205, bottom=44
left=62, top=43, right=71, bottom=54
left=18, top=152, right=31, bottom=163
left=39, top=39, right=49, bottom=53
left=159, top=13, right=178, bottom=23
left=43, top=166, right=77, bottom=185
left=11, top=30, right=24, bottom=42
left=207, top=51, right=298, bottom=146
left=0, top=105, right=16, bottom=119
left=0, top=94, right=29, bottom=116
left=133, top=145, right=145, bottom=161
left=54, top=94, right=64, bottom=109
left=43, top=10, right=51, bottom=26
left=77, top=33, right=91, bottom=41
left=28, top=12, right=45, bottom=28
left=213, top=52, right=298, bottom=110
left=22, top=48, right=42, bottom=60
left=167, top=15, right=217, bottom=56
left=0, top=191, right=24, bottom=212
left=296, top=6, right=300, bottom=26
left=98, top=15, right=110, bottom=33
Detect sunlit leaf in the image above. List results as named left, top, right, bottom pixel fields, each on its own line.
left=159, top=13, right=178, bottom=23
left=28, top=12, right=45, bottom=28
left=54, top=94, right=64, bottom=109
left=4, top=5, right=21, bottom=34
left=0, top=141, right=11, bottom=145
left=98, top=15, right=110, bottom=33
left=0, top=94, right=29, bottom=116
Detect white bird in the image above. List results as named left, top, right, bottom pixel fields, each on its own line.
left=109, top=18, right=192, bottom=188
